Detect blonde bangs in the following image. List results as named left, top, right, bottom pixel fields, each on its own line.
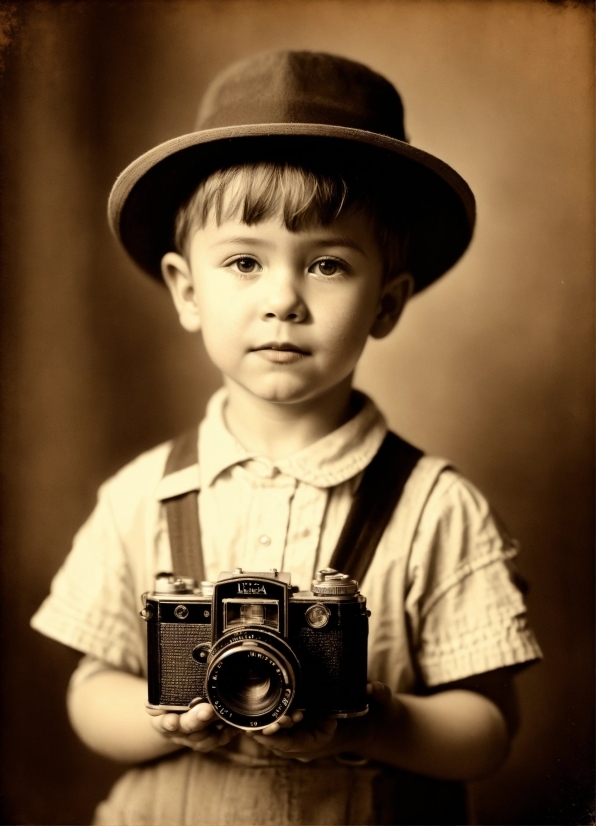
left=174, top=162, right=408, bottom=278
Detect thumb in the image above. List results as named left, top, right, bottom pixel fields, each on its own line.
left=366, top=681, right=393, bottom=707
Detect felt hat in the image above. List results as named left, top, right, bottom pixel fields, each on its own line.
left=108, top=50, right=475, bottom=292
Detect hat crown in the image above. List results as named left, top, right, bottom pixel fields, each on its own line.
left=109, top=50, right=475, bottom=290
left=196, top=50, right=406, bottom=141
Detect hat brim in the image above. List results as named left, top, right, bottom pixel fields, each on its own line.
left=108, top=123, right=475, bottom=292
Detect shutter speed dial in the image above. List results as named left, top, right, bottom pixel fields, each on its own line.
left=312, top=568, right=359, bottom=596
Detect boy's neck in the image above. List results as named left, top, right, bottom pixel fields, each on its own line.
left=222, top=376, right=358, bottom=461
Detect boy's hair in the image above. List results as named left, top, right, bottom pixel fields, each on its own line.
left=174, top=161, right=410, bottom=280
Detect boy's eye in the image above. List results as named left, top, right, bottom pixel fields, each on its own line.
left=230, top=256, right=261, bottom=274
left=310, top=258, right=345, bottom=277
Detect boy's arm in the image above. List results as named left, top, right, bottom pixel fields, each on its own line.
left=67, top=666, right=240, bottom=763
left=249, top=669, right=517, bottom=781
left=67, top=662, right=516, bottom=776
left=357, top=674, right=515, bottom=779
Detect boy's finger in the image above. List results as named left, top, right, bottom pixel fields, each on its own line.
left=178, top=702, right=216, bottom=733
left=275, top=716, right=295, bottom=730
left=185, top=728, right=219, bottom=743
left=260, top=715, right=299, bottom=734
left=219, top=726, right=239, bottom=746
left=258, top=708, right=304, bottom=736
left=190, top=731, right=226, bottom=752
left=276, top=710, right=304, bottom=729
left=366, top=681, right=393, bottom=705
left=191, top=740, right=217, bottom=753
left=260, top=721, right=282, bottom=735
left=193, top=702, right=216, bottom=722
left=193, top=725, right=235, bottom=744
left=270, top=748, right=293, bottom=759
left=158, top=712, right=181, bottom=732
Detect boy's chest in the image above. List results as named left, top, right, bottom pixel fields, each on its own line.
left=196, top=462, right=355, bottom=591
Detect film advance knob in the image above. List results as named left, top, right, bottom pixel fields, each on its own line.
left=312, top=572, right=359, bottom=596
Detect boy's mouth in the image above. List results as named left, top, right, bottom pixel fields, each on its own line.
left=252, top=342, right=310, bottom=364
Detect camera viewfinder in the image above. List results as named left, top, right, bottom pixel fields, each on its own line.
left=223, top=599, right=279, bottom=631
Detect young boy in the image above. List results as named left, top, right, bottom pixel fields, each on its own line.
left=31, top=51, right=541, bottom=825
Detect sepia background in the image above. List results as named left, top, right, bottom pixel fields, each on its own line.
left=0, top=1, right=593, bottom=824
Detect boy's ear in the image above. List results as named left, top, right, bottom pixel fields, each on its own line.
left=369, top=272, right=414, bottom=339
left=161, top=252, right=202, bottom=332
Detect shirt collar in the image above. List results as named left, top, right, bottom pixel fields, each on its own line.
left=198, top=387, right=387, bottom=490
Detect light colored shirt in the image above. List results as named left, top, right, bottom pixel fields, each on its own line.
left=31, top=389, right=541, bottom=693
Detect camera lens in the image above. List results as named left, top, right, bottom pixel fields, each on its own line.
left=216, top=651, right=282, bottom=715
left=206, top=630, right=299, bottom=729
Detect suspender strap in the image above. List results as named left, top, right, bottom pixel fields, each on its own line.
left=328, top=432, right=423, bottom=584
left=162, top=428, right=423, bottom=587
left=162, top=428, right=204, bottom=584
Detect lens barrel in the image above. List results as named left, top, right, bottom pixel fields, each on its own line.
left=206, top=628, right=299, bottom=729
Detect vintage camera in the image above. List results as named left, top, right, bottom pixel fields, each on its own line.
left=141, top=568, right=369, bottom=730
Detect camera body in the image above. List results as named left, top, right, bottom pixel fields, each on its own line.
left=141, top=568, right=369, bottom=730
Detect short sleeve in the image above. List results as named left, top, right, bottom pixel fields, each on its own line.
left=30, top=482, right=145, bottom=675
left=405, top=470, right=542, bottom=686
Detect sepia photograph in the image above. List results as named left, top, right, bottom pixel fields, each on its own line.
left=0, top=1, right=593, bottom=824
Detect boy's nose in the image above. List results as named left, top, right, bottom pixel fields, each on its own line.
left=260, top=274, right=308, bottom=323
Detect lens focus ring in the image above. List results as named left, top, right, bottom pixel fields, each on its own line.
left=205, top=629, right=299, bottom=730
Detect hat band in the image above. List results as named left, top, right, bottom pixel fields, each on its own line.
left=197, top=100, right=406, bottom=142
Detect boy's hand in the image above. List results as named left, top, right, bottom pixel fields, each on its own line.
left=147, top=701, right=239, bottom=752
left=246, top=682, right=393, bottom=762
left=247, top=713, right=339, bottom=762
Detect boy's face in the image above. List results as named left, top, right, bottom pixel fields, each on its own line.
left=163, top=211, right=409, bottom=407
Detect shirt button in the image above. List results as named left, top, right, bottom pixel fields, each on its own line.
left=258, top=535, right=271, bottom=546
